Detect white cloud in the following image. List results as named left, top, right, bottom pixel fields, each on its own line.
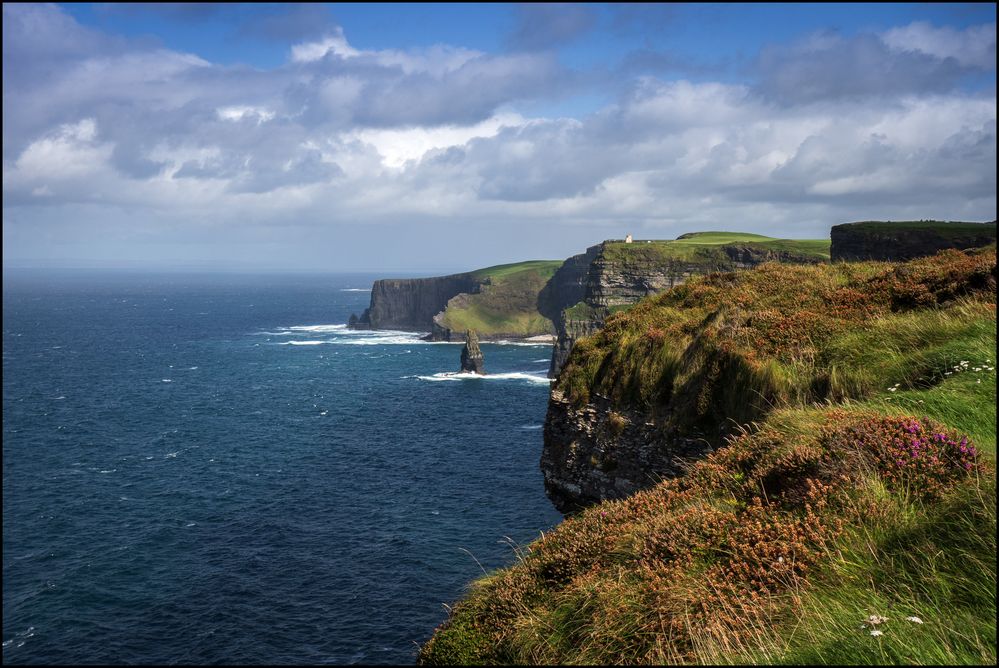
left=290, top=27, right=359, bottom=62
left=216, top=106, right=276, bottom=123
left=348, top=112, right=528, bottom=168
left=12, top=118, right=108, bottom=181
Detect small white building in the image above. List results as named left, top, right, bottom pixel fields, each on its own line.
left=625, top=234, right=633, bottom=243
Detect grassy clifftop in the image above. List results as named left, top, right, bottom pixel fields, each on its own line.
left=601, top=232, right=830, bottom=264
left=436, top=260, right=563, bottom=338
left=420, top=248, right=997, bottom=665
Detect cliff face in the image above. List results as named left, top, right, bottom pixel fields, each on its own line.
left=537, top=244, right=602, bottom=321
left=830, top=220, right=997, bottom=262
left=541, top=390, right=710, bottom=513
left=349, top=273, right=480, bottom=331
left=547, top=241, right=826, bottom=377
left=541, top=248, right=996, bottom=514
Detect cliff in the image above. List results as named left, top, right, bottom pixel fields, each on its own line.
left=431, top=261, right=562, bottom=340
left=542, top=246, right=996, bottom=512
left=830, top=220, right=997, bottom=262
left=420, top=247, right=997, bottom=665
left=548, top=233, right=830, bottom=376
left=349, top=260, right=565, bottom=338
left=350, top=273, right=480, bottom=331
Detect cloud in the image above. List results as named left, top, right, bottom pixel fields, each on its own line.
left=93, top=3, right=230, bottom=23
left=2, top=4, right=996, bottom=271
left=508, top=3, right=597, bottom=51
left=882, top=21, right=996, bottom=70
left=237, top=3, right=339, bottom=42
left=290, top=27, right=360, bottom=62
left=755, top=30, right=976, bottom=104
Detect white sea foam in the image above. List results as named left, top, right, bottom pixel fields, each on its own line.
left=340, top=288, right=371, bottom=292
left=531, top=359, right=549, bottom=363
left=490, top=340, right=555, bottom=347
left=414, top=371, right=553, bottom=385
left=334, top=333, right=434, bottom=345
left=284, top=324, right=349, bottom=333
left=165, top=452, right=179, bottom=458
left=520, top=425, right=544, bottom=430
left=161, top=379, right=172, bottom=383
left=264, top=324, right=557, bottom=348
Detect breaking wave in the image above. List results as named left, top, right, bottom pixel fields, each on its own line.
left=412, top=371, right=553, bottom=385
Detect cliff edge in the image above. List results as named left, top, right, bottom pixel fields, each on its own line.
left=830, top=220, right=996, bottom=262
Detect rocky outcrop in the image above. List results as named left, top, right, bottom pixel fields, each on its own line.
left=459, top=330, right=485, bottom=374
left=550, top=305, right=605, bottom=378
left=831, top=220, right=997, bottom=262
left=537, top=245, right=602, bottom=321
left=349, top=273, right=481, bottom=331
left=547, top=242, right=826, bottom=376
left=542, top=390, right=711, bottom=513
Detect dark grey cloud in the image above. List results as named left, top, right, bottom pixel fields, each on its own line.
left=236, top=3, right=339, bottom=42
left=755, top=31, right=977, bottom=105
left=349, top=53, right=568, bottom=127
left=508, top=3, right=597, bottom=51
left=93, top=3, right=230, bottom=23
left=609, top=3, right=682, bottom=37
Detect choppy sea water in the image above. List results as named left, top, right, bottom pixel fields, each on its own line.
left=2, top=270, right=562, bottom=664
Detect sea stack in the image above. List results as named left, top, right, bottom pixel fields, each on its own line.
left=460, top=329, right=485, bottom=374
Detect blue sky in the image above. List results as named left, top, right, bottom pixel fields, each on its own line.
left=3, top=3, right=996, bottom=271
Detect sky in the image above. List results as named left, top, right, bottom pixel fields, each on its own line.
left=2, top=3, right=996, bottom=273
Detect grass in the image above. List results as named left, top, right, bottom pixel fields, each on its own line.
left=600, top=233, right=830, bottom=265
left=419, top=248, right=997, bottom=665
left=673, top=231, right=779, bottom=244
left=439, top=261, right=563, bottom=337
left=470, top=260, right=563, bottom=283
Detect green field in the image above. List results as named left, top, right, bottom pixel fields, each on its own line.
left=421, top=248, right=997, bottom=665
left=601, top=231, right=831, bottom=263
left=469, top=259, right=563, bottom=283
left=437, top=260, right=562, bottom=337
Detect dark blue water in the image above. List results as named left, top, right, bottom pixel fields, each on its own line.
left=2, top=271, right=562, bottom=665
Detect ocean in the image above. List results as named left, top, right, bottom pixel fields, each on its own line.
left=2, top=270, right=562, bottom=664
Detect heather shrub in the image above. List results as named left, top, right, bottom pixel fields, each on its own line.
left=557, top=249, right=997, bottom=446
left=419, top=412, right=987, bottom=664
